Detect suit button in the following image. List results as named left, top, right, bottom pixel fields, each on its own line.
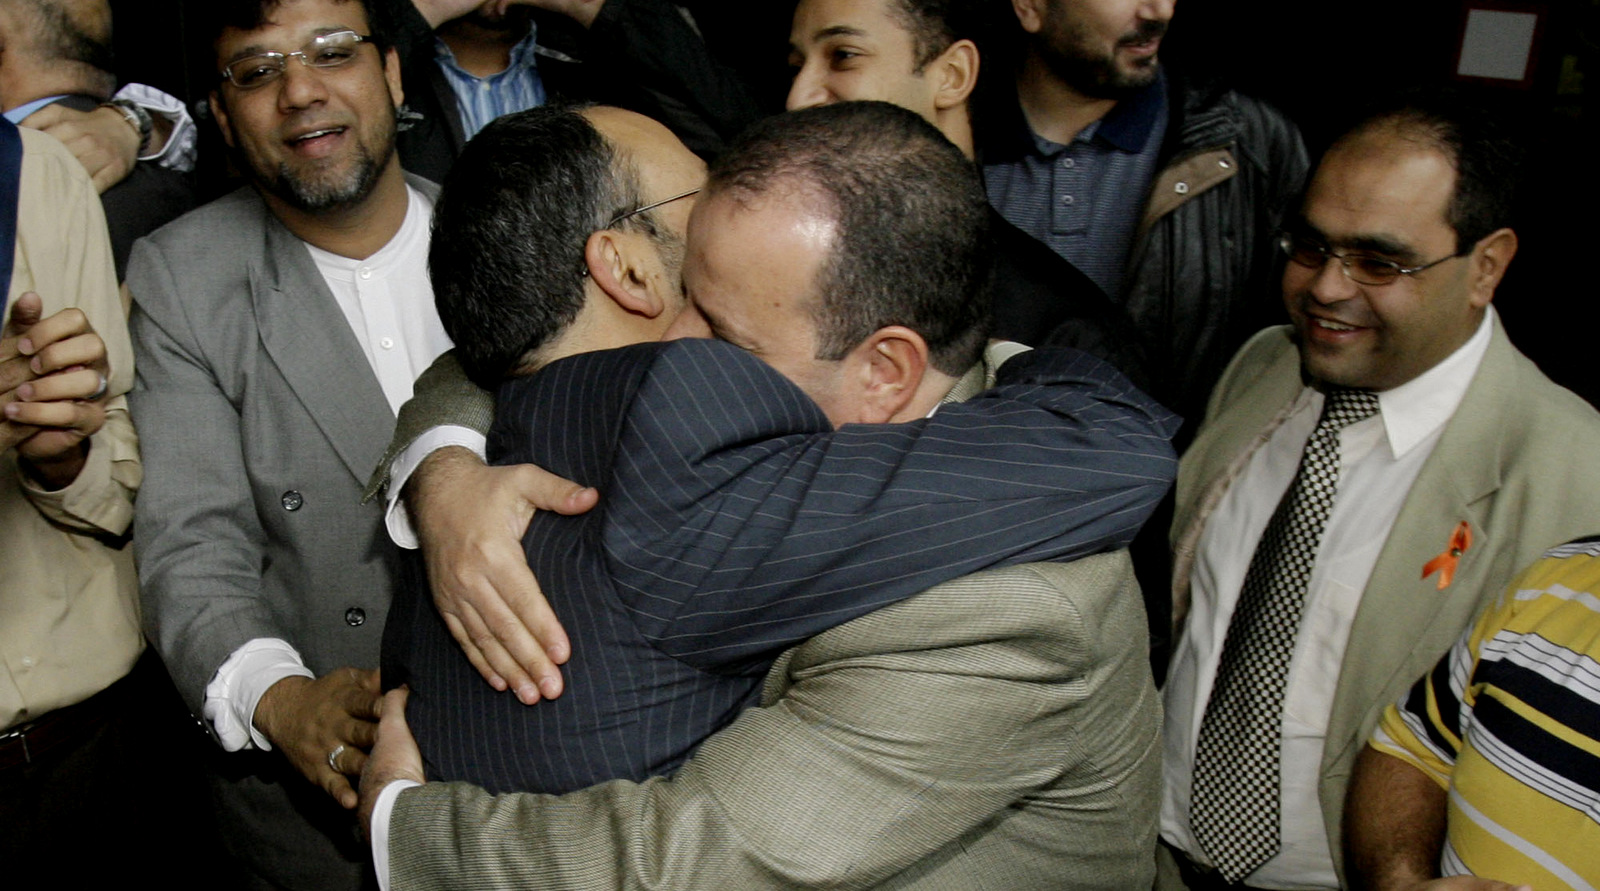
left=281, top=491, right=304, bottom=511
left=345, top=608, right=366, bottom=627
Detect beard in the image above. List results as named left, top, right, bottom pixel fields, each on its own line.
left=269, top=140, right=384, bottom=213
left=1037, top=16, right=1167, bottom=100
left=252, top=104, right=398, bottom=214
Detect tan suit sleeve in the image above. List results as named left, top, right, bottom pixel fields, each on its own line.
left=363, top=349, right=494, bottom=499
left=389, top=554, right=1161, bottom=890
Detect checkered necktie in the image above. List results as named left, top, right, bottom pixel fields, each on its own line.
left=1189, top=386, right=1380, bottom=882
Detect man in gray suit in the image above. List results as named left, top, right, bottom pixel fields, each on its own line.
left=126, top=0, right=450, bottom=886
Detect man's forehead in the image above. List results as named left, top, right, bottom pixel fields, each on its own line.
left=793, top=0, right=903, bottom=42
left=1300, top=137, right=1456, bottom=250
left=216, top=0, right=369, bottom=58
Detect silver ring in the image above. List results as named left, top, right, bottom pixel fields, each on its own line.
left=86, top=372, right=108, bottom=401
left=327, top=744, right=347, bottom=773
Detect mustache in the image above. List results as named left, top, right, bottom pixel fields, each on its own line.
left=1118, top=20, right=1168, bottom=47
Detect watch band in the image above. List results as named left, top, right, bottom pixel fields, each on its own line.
left=100, top=98, right=154, bottom=154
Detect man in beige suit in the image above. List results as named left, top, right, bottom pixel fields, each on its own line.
left=1158, top=94, right=1600, bottom=889
left=358, top=101, right=1168, bottom=889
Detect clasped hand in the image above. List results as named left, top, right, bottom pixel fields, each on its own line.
left=1, top=292, right=112, bottom=487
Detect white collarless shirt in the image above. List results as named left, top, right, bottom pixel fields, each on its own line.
left=1160, top=310, right=1496, bottom=889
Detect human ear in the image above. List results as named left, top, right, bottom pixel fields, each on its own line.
left=209, top=91, right=235, bottom=149
left=583, top=230, right=667, bottom=319
left=383, top=46, right=405, bottom=108
left=1468, top=227, right=1518, bottom=308
left=844, top=326, right=930, bottom=424
left=932, top=40, right=979, bottom=110
left=1011, top=0, right=1047, bottom=34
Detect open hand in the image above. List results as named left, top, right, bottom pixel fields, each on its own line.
left=409, top=447, right=597, bottom=703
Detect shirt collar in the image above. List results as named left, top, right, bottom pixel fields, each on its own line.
left=1092, top=70, right=1166, bottom=153
left=1018, top=67, right=1166, bottom=157
left=1370, top=308, right=1496, bottom=459
left=304, top=184, right=433, bottom=279
left=4, top=95, right=67, bottom=124
left=434, top=24, right=540, bottom=77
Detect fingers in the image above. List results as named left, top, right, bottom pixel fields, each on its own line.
left=88, top=159, right=125, bottom=195
left=2, top=292, right=44, bottom=340
left=0, top=355, right=34, bottom=396
left=382, top=687, right=411, bottom=729
left=441, top=611, right=504, bottom=690
left=17, top=310, right=106, bottom=376
left=25, top=104, right=138, bottom=194
left=430, top=537, right=568, bottom=703
left=14, top=366, right=105, bottom=404
left=4, top=395, right=105, bottom=436
left=321, top=768, right=359, bottom=810
left=515, top=462, right=599, bottom=516
left=347, top=717, right=379, bottom=751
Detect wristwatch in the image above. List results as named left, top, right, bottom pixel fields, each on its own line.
left=100, top=97, right=154, bottom=155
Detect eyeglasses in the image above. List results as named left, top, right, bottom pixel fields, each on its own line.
left=220, top=30, right=373, bottom=90
left=605, top=187, right=701, bottom=230
left=1276, top=231, right=1466, bottom=286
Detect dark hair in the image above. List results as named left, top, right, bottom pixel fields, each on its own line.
left=707, top=101, right=990, bottom=375
left=1340, top=89, right=1522, bottom=251
left=886, top=0, right=992, bottom=71
left=429, top=105, right=657, bottom=388
left=202, top=0, right=391, bottom=56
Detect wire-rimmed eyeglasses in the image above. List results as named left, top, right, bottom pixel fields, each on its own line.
left=1276, top=230, right=1467, bottom=286
left=220, top=30, right=374, bottom=90
left=605, top=188, right=702, bottom=230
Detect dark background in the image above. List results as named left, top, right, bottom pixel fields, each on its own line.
left=109, top=0, right=1599, bottom=405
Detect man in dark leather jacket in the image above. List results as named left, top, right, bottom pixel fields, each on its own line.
left=989, top=0, right=1309, bottom=438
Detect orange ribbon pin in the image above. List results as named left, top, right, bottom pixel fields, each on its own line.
left=1422, top=521, right=1472, bottom=590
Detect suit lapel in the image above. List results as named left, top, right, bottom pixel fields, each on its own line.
left=1170, top=334, right=1304, bottom=625
left=251, top=215, right=396, bottom=486
left=1321, top=318, right=1517, bottom=775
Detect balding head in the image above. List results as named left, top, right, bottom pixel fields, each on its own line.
left=430, top=105, right=704, bottom=387
left=0, top=0, right=114, bottom=106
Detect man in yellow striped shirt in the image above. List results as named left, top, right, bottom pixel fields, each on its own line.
left=1346, top=536, right=1600, bottom=890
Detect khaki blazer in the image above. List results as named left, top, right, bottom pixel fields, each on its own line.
left=1167, top=320, right=1600, bottom=882
left=391, top=552, right=1162, bottom=890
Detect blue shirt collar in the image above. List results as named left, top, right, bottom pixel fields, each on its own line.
left=434, top=24, right=540, bottom=78
left=4, top=95, right=67, bottom=125
left=1092, top=70, right=1166, bottom=153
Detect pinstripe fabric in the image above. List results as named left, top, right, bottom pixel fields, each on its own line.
left=385, top=338, right=1178, bottom=795
left=1372, top=535, right=1600, bottom=888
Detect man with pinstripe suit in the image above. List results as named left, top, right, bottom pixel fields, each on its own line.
left=363, top=101, right=1176, bottom=889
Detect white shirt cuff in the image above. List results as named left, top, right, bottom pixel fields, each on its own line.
left=202, top=638, right=315, bottom=751
left=112, top=83, right=196, bottom=171
left=373, top=779, right=423, bottom=891
left=384, top=426, right=488, bottom=549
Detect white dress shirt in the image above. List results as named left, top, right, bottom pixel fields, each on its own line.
left=203, top=185, right=449, bottom=751
left=1160, top=310, right=1496, bottom=889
